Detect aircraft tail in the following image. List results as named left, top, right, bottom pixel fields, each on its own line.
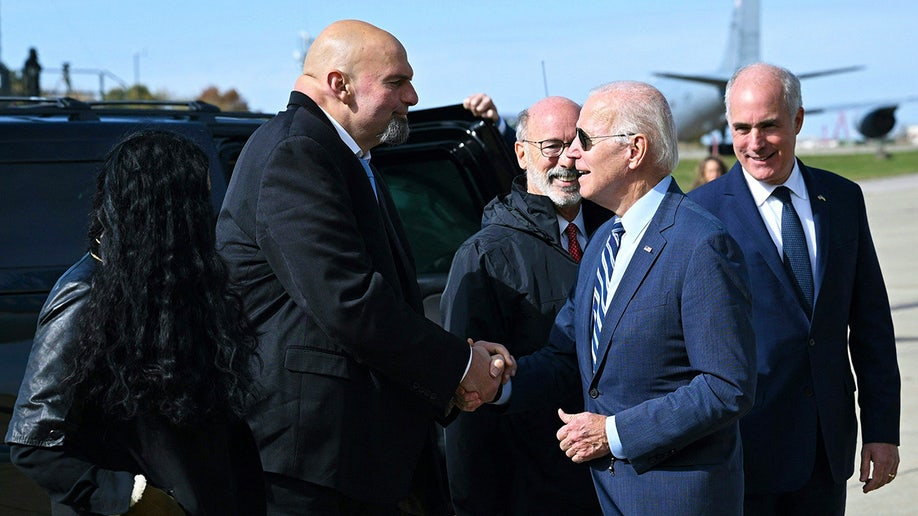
left=719, top=0, right=760, bottom=73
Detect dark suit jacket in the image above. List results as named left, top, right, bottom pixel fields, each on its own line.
left=216, top=91, right=470, bottom=505
left=689, top=160, right=900, bottom=494
left=513, top=179, right=756, bottom=515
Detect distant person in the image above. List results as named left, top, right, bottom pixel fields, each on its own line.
left=441, top=96, right=605, bottom=516
left=691, top=155, right=728, bottom=189
left=216, top=19, right=513, bottom=515
left=5, top=131, right=266, bottom=515
left=690, top=62, right=900, bottom=515
left=494, top=81, right=756, bottom=515
left=23, top=47, right=41, bottom=96
left=62, top=62, right=73, bottom=94
left=463, top=92, right=517, bottom=150
left=0, top=62, right=11, bottom=96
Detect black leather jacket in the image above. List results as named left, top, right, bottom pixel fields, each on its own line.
left=5, top=253, right=95, bottom=447
left=5, top=254, right=265, bottom=515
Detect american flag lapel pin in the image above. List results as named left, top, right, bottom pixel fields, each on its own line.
left=643, top=245, right=653, bottom=253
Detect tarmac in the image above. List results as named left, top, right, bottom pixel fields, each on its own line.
left=845, top=172, right=918, bottom=515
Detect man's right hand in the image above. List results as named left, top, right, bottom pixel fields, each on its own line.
left=462, top=93, right=500, bottom=123
left=454, top=340, right=515, bottom=411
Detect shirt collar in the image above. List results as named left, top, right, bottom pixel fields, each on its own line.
left=556, top=206, right=586, bottom=236
left=318, top=106, right=372, bottom=161
left=742, top=160, right=807, bottom=207
left=619, top=175, right=671, bottom=237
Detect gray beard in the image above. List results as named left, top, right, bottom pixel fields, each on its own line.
left=529, top=165, right=582, bottom=208
left=378, top=116, right=410, bottom=145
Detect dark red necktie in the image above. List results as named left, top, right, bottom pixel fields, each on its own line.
left=565, top=223, right=582, bottom=263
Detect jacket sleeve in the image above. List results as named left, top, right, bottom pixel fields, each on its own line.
left=11, top=444, right=135, bottom=515
left=847, top=186, right=900, bottom=445
left=5, top=258, right=136, bottom=515
left=439, top=240, right=507, bottom=343
left=6, top=267, right=88, bottom=447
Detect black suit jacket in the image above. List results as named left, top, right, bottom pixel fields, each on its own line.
left=689, top=161, right=900, bottom=493
left=216, top=92, right=470, bottom=504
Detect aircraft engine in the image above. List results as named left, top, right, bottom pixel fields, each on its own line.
left=856, top=105, right=897, bottom=139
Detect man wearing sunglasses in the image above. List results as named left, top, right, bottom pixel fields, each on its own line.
left=501, top=81, right=756, bottom=515
left=441, top=96, right=607, bottom=515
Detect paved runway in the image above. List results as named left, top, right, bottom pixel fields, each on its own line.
left=846, top=172, right=918, bottom=514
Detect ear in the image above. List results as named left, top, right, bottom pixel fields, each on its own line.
left=515, top=141, right=528, bottom=169
left=328, top=70, right=350, bottom=102
left=794, top=107, right=805, bottom=135
left=627, top=134, right=647, bottom=169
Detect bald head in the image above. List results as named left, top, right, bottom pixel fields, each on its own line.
left=294, top=20, right=418, bottom=152
left=302, top=20, right=404, bottom=80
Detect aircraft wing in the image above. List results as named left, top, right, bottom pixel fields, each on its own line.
left=796, top=65, right=864, bottom=80
left=652, top=72, right=728, bottom=89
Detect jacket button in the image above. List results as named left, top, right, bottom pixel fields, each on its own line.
left=809, top=339, right=816, bottom=347
left=589, top=388, right=599, bottom=399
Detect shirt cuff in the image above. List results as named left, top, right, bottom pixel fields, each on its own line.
left=606, top=415, right=626, bottom=459
left=491, top=378, right=512, bottom=405
left=460, top=347, right=473, bottom=383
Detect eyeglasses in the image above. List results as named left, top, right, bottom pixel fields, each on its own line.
left=521, top=139, right=574, bottom=158
left=576, top=128, right=635, bottom=151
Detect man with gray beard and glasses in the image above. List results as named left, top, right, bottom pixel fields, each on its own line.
left=441, top=96, right=608, bottom=516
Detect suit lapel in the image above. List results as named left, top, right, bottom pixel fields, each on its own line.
left=590, top=185, right=677, bottom=378
left=374, top=170, right=424, bottom=312
left=721, top=166, right=796, bottom=295
left=800, top=161, right=829, bottom=299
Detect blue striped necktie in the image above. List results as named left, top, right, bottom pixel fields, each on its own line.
left=773, top=186, right=814, bottom=315
left=591, top=217, right=625, bottom=368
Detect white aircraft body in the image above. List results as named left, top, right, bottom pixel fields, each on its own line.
left=659, top=0, right=909, bottom=142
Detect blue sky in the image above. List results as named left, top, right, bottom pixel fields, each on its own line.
left=4, top=0, right=917, bottom=141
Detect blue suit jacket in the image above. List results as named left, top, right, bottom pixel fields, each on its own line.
left=689, top=160, right=900, bottom=494
left=513, top=179, right=756, bottom=515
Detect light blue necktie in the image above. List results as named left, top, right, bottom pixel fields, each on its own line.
left=773, top=186, right=814, bottom=315
left=591, top=217, right=625, bottom=368
left=359, top=157, right=378, bottom=199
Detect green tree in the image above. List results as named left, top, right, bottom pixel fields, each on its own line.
left=104, top=84, right=166, bottom=102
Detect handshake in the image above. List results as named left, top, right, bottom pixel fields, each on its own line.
left=454, top=339, right=516, bottom=412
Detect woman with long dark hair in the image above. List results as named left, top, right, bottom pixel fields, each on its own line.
left=5, top=131, right=265, bottom=515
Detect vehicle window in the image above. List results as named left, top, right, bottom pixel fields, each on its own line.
left=378, top=155, right=481, bottom=275
left=0, top=162, right=95, bottom=271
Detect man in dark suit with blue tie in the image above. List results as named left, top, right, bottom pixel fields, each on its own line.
left=503, top=81, right=756, bottom=515
left=216, top=19, right=512, bottom=515
left=689, top=63, right=901, bottom=515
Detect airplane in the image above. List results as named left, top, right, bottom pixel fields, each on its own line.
left=655, top=0, right=912, bottom=144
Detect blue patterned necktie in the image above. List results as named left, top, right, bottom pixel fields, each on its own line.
left=591, top=217, right=625, bottom=368
left=773, top=186, right=814, bottom=314
left=359, top=157, right=378, bottom=199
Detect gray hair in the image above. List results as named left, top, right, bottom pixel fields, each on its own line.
left=590, top=81, right=679, bottom=173
left=515, top=108, right=530, bottom=142
left=725, top=62, right=802, bottom=123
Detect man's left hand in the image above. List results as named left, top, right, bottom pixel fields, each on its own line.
left=557, top=409, right=610, bottom=463
left=860, top=442, right=899, bottom=493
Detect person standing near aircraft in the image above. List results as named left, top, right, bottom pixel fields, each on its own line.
left=690, top=62, right=900, bottom=515
left=497, top=81, right=755, bottom=515
left=441, top=96, right=605, bottom=516
left=216, top=19, right=513, bottom=514
left=691, top=155, right=728, bottom=189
